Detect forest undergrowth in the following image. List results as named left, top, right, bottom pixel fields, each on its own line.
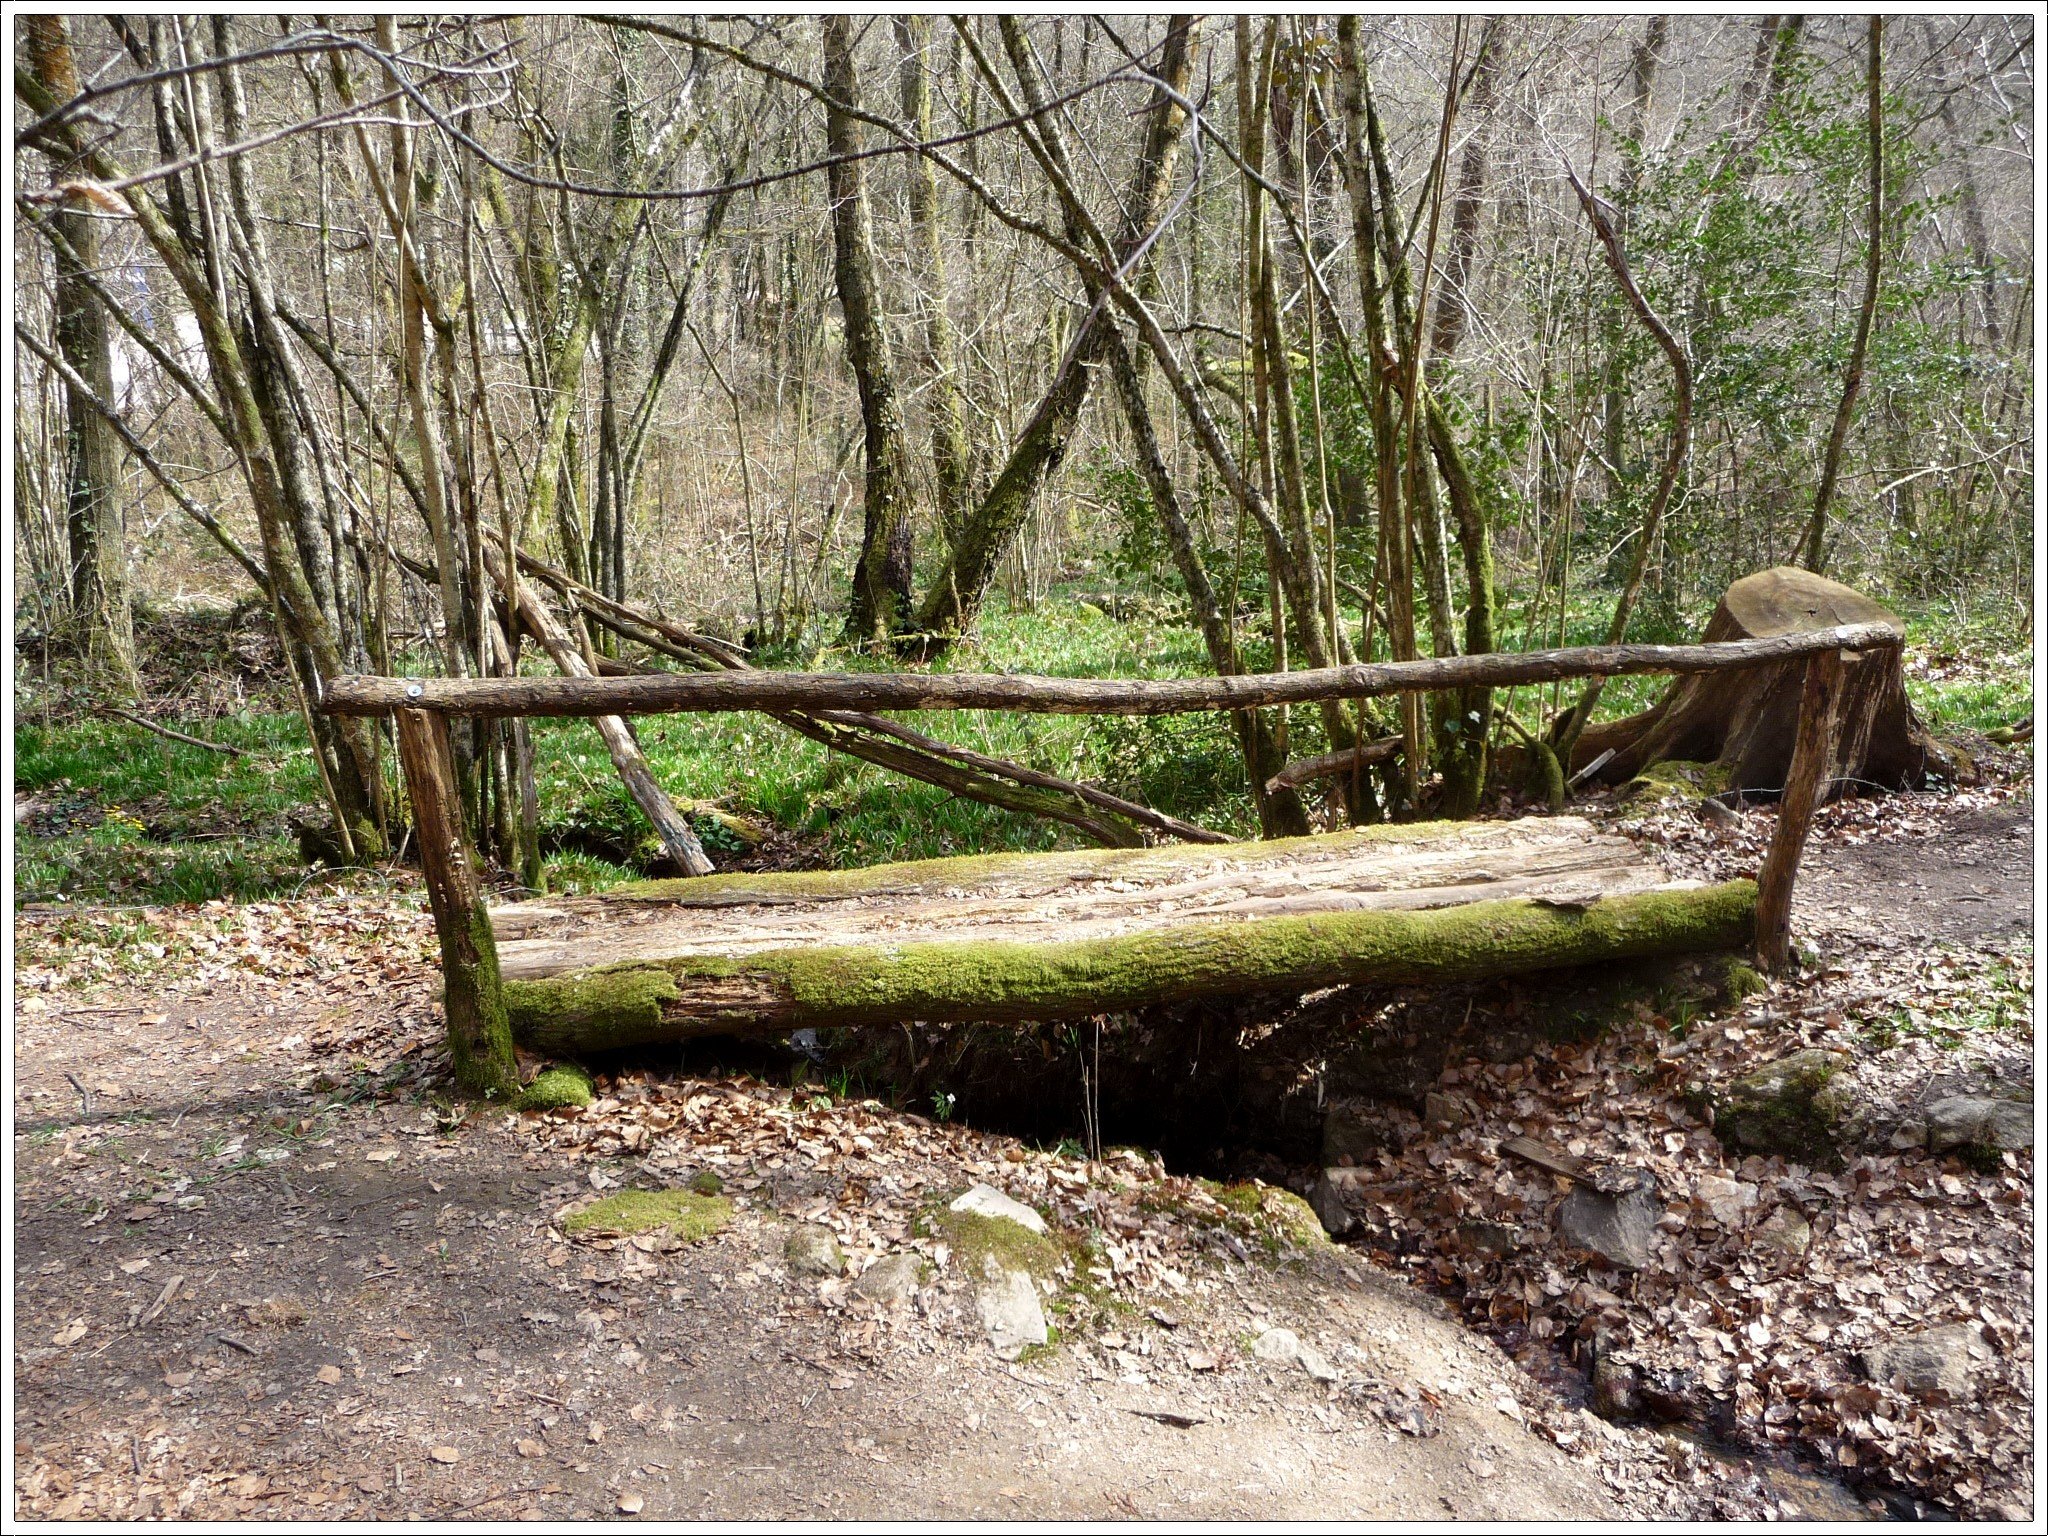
left=12, top=586, right=2032, bottom=909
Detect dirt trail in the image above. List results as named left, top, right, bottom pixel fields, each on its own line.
left=1799, top=794, right=2032, bottom=947
left=14, top=952, right=1648, bottom=1521
left=13, top=784, right=2030, bottom=1521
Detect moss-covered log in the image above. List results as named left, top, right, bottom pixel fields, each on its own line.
left=505, top=879, right=1757, bottom=1052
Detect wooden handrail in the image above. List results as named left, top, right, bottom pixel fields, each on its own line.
left=322, top=622, right=1901, bottom=720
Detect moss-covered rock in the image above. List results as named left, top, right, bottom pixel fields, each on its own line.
left=934, top=1206, right=1063, bottom=1280
left=1713, top=958, right=1768, bottom=1006
left=1258, top=1186, right=1332, bottom=1251
left=1201, top=1179, right=1330, bottom=1255
left=562, top=1188, right=732, bottom=1243
left=1713, top=1049, right=1855, bottom=1166
left=1620, top=759, right=1732, bottom=807
left=514, top=1062, right=594, bottom=1111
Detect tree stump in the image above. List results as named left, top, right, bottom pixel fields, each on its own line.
left=1571, top=567, right=1964, bottom=795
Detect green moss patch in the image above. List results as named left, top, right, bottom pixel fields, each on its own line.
left=507, top=881, right=1759, bottom=1051
left=1713, top=1049, right=1855, bottom=1167
left=515, top=1063, right=594, bottom=1111
left=932, top=1206, right=1064, bottom=1279
left=1200, top=1179, right=1328, bottom=1255
left=1620, top=759, right=1732, bottom=806
left=563, top=1188, right=732, bottom=1242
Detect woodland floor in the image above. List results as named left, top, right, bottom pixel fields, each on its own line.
left=11, top=758, right=2035, bottom=1521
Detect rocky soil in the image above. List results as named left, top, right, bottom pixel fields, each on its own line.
left=1308, top=772, right=2034, bottom=1519
left=15, top=892, right=1824, bottom=1521
left=12, top=757, right=2032, bottom=1521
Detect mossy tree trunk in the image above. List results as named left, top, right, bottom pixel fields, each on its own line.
left=503, top=882, right=1757, bottom=1052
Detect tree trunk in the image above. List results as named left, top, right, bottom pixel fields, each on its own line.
left=1799, top=17, right=1884, bottom=575
left=394, top=708, right=518, bottom=1099
left=894, top=16, right=973, bottom=541
left=1753, top=649, right=1846, bottom=974
left=1569, top=567, right=1964, bottom=793
left=504, top=566, right=716, bottom=877
left=23, top=16, right=140, bottom=701
left=1552, top=156, right=1695, bottom=765
left=823, top=16, right=917, bottom=645
left=910, top=15, right=1195, bottom=651
left=491, top=820, right=1757, bottom=1048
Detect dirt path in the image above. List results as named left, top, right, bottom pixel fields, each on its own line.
left=12, top=917, right=1673, bottom=1521
left=13, top=782, right=2030, bottom=1521
left=1800, top=793, right=2032, bottom=947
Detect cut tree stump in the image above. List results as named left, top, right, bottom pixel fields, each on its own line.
left=1570, top=567, right=1958, bottom=794
left=490, top=817, right=1756, bottom=1051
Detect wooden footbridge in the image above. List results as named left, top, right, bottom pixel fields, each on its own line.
left=323, top=622, right=1893, bottom=1099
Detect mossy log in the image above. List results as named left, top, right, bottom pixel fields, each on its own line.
left=1570, top=568, right=1962, bottom=794
left=493, top=820, right=1756, bottom=1050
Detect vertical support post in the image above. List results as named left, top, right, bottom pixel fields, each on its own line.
left=394, top=706, right=520, bottom=1099
left=1754, top=649, right=1847, bottom=974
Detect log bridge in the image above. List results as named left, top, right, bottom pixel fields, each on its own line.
left=322, top=623, right=1894, bottom=1098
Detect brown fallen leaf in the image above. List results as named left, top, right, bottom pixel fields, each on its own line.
left=52, top=1320, right=87, bottom=1347
left=315, top=1365, right=344, bottom=1385
left=428, top=1445, right=460, bottom=1465
left=617, top=1492, right=645, bottom=1514
left=515, top=1438, right=544, bottom=1459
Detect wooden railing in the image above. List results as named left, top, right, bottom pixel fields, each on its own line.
left=324, top=622, right=1899, bottom=719
left=322, top=624, right=1899, bottom=1096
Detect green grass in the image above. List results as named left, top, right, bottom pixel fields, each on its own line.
left=13, top=581, right=2031, bottom=907
left=13, top=709, right=324, bottom=903
left=1892, top=599, right=2033, bottom=736
left=1858, top=949, right=2033, bottom=1052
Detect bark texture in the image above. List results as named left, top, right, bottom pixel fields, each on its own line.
left=823, top=16, right=917, bottom=644
left=488, top=819, right=1756, bottom=1047
left=326, top=620, right=1900, bottom=719
left=1571, top=567, right=1962, bottom=793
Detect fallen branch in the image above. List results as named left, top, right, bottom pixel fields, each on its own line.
left=496, top=560, right=714, bottom=878
left=533, top=570, right=1227, bottom=848
left=1264, top=735, right=1404, bottom=794
left=98, top=705, right=248, bottom=756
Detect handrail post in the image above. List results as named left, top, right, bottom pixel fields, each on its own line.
left=394, top=707, right=520, bottom=1099
left=1753, top=649, right=1848, bottom=974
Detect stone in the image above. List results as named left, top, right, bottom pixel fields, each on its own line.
left=1923, top=1096, right=2033, bottom=1156
left=784, top=1225, right=845, bottom=1278
left=1297, top=1341, right=1340, bottom=1383
left=1693, top=1174, right=1760, bottom=1228
left=1753, top=1206, right=1812, bottom=1258
left=948, top=1183, right=1048, bottom=1235
left=1250, top=1326, right=1337, bottom=1382
left=1308, top=1169, right=1360, bottom=1238
left=1252, top=1325, right=1302, bottom=1365
left=1589, top=1352, right=1641, bottom=1422
left=1557, top=1167, right=1661, bottom=1270
left=1714, top=1049, right=1855, bottom=1166
left=1321, top=1099, right=1402, bottom=1166
left=1454, top=1221, right=1522, bottom=1260
left=974, top=1269, right=1047, bottom=1361
left=851, top=1252, right=924, bottom=1306
left=1423, top=1092, right=1469, bottom=1132
left=1859, top=1323, right=1986, bottom=1401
